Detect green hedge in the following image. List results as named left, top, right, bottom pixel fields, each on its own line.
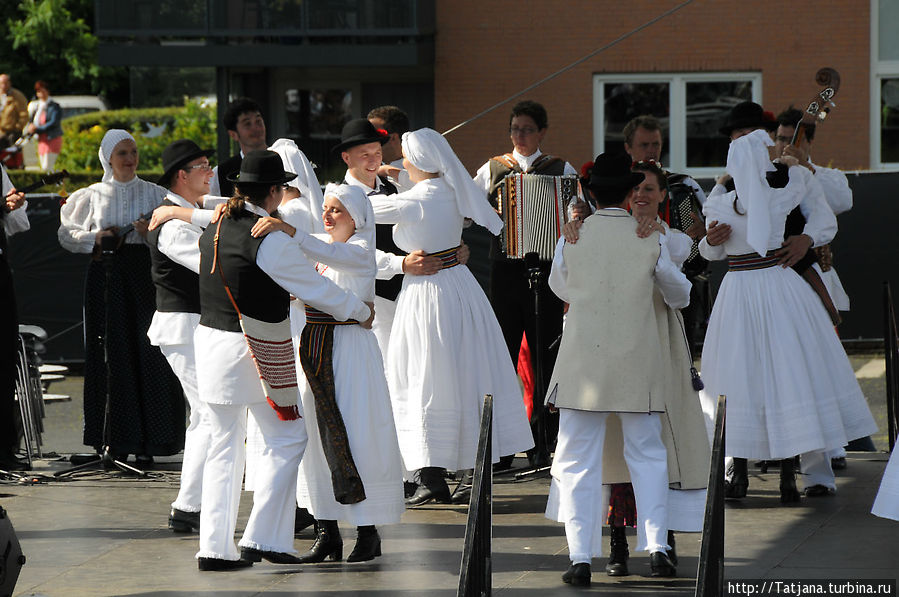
left=57, top=100, right=218, bottom=175
left=8, top=170, right=164, bottom=195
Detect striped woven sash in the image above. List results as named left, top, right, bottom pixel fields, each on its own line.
left=304, top=305, right=359, bottom=326
left=728, top=250, right=779, bottom=271
left=429, top=245, right=461, bottom=270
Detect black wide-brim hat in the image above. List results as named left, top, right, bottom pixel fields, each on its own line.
left=226, top=149, right=298, bottom=185
left=331, top=118, right=389, bottom=155
left=586, top=152, right=645, bottom=194
left=159, top=139, right=215, bottom=188
left=718, top=101, right=779, bottom=136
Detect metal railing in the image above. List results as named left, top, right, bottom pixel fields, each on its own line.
left=884, top=282, right=898, bottom=451
left=695, top=395, right=726, bottom=597
left=458, top=394, right=492, bottom=597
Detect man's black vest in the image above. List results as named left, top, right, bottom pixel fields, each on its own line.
left=217, top=154, right=243, bottom=199
left=146, top=198, right=201, bottom=314
left=347, top=176, right=406, bottom=301
left=198, top=212, right=289, bottom=333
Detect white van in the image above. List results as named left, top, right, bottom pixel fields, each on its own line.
left=22, top=95, right=110, bottom=169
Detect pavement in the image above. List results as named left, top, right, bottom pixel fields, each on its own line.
left=2, top=354, right=897, bottom=597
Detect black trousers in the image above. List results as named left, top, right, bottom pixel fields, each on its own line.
left=0, top=256, right=19, bottom=456
left=488, top=257, right=562, bottom=449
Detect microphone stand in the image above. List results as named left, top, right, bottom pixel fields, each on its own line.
left=56, top=234, right=146, bottom=478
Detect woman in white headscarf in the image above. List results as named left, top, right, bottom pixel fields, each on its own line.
left=369, top=127, right=534, bottom=506
left=256, top=183, right=402, bottom=563
left=58, top=129, right=185, bottom=462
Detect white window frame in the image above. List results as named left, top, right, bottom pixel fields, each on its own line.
left=870, top=0, right=899, bottom=169
left=593, top=72, right=762, bottom=179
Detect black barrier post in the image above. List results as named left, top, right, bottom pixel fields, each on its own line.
left=695, top=395, right=726, bottom=597
left=884, top=282, right=898, bottom=450
left=458, top=394, right=493, bottom=597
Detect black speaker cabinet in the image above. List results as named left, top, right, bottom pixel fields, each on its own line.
left=0, top=506, right=24, bottom=597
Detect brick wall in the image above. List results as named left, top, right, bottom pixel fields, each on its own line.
left=435, top=0, right=870, bottom=174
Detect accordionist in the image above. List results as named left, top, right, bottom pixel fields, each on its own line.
left=473, top=100, right=577, bottom=466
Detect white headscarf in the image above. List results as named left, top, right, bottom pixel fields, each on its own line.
left=269, top=138, right=324, bottom=224
left=726, top=129, right=776, bottom=257
left=322, top=183, right=376, bottom=249
left=401, top=128, right=503, bottom=235
left=99, top=129, right=137, bottom=183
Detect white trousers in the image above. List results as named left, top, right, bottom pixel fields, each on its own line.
left=800, top=449, right=836, bottom=490
left=549, top=409, right=669, bottom=563
left=196, top=401, right=307, bottom=560
left=371, top=295, right=396, bottom=361
left=160, top=344, right=210, bottom=513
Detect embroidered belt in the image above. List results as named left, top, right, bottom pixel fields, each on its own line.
left=428, top=245, right=461, bottom=270
left=304, top=306, right=359, bottom=325
left=727, top=251, right=779, bottom=271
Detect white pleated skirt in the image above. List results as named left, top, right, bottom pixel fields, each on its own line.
left=295, top=323, right=405, bottom=525
left=386, top=264, right=534, bottom=472
left=698, top=264, right=876, bottom=460
left=872, top=449, right=899, bottom=521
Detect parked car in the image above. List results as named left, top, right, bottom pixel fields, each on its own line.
left=21, top=95, right=109, bottom=169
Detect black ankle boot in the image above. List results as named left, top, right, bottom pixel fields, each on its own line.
left=295, top=506, right=315, bottom=536
left=725, top=457, right=749, bottom=499
left=405, top=467, right=451, bottom=506
left=667, top=530, right=678, bottom=566
left=450, top=470, right=473, bottom=504
left=779, top=457, right=801, bottom=504
left=297, top=519, right=343, bottom=563
left=605, top=525, right=629, bottom=576
left=347, top=525, right=381, bottom=562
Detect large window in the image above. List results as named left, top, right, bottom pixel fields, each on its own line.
left=873, top=0, right=899, bottom=167
left=593, top=73, right=761, bottom=178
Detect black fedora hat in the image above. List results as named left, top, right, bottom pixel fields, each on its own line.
left=331, top=118, right=389, bottom=155
left=159, top=139, right=214, bottom=188
left=586, top=152, right=645, bottom=194
left=226, top=150, right=297, bottom=185
left=718, top=101, right=778, bottom=137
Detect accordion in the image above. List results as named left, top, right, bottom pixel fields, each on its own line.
left=497, top=173, right=578, bottom=260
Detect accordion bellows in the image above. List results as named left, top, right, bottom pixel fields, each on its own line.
left=498, top=173, right=578, bottom=260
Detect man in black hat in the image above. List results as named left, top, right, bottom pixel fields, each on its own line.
left=333, top=117, right=443, bottom=358
left=210, top=97, right=267, bottom=198
left=545, top=152, right=690, bottom=585
left=147, top=139, right=216, bottom=533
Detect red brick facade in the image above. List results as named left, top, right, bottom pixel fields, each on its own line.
left=435, top=1, right=870, bottom=174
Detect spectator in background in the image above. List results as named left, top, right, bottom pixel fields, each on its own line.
left=26, top=81, right=63, bottom=171
left=0, top=74, right=28, bottom=148
left=209, top=97, right=267, bottom=198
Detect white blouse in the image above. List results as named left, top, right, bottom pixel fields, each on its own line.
left=58, top=176, right=167, bottom=253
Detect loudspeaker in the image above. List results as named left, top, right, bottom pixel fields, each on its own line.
left=0, top=505, right=25, bottom=597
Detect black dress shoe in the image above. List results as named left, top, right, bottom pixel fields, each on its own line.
left=297, top=520, right=343, bottom=563
left=831, top=456, right=847, bottom=470
left=197, top=557, right=253, bottom=571
left=134, top=454, right=154, bottom=468
left=295, top=506, right=315, bottom=536
left=605, top=525, right=629, bottom=576
left=0, top=454, right=28, bottom=471
left=168, top=508, right=200, bottom=533
left=450, top=471, right=473, bottom=505
left=404, top=467, right=451, bottom=506
left=562, top=562, right=591, bottom=586
left=346, top=526, right=381, bottom=562
left=804, top=484, right=835, bottom=497
left=240, top=546, right=303, bottom=564
left=650, top=551, right=676, bottom=577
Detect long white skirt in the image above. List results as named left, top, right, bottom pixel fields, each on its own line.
left=387, top=265, right=534, bottom=472
left=699, top=265, right=876, bottom=460
left=295, top=324, right=405, bottom=525
left=872, top=449, right=899, bottom=521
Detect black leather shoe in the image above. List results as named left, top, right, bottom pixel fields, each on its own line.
left=831, top=456, right=847, bottom=470
left=450, top=471, right=473, bottom=505
left=562, top=562, right=591, bottom=586
left=725, top=458, right=749, bottom=499
left=804, top=484, right=835, bottom=497
left=295, top=507, right=315, bottom=536
left=780, top=459, right=801, bottom=504
left=667, top=530, right=678, bottom=567
left=168, top=508, right=200, bottom=533
left=297, top=520, right=343, bottom=563
left=134, top=454, right=154, bottom=468
left=197, top=557, right=253, bottom=571
left=404, top=467, right=451, bottom=506
left=346, top=526, right=381, bottom=562
left=650, top=551, right=676, bottom=577
left=240, top=546, right=303, bottom=564
left=0, top=454, right=28, bottom=471
left=605, top=526, right=629, bottom=576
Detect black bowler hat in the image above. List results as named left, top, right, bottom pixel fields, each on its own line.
left=586, top=152, right=645, bottom=194
left=331, top=118, right=389, bottom=155
left=226, top=150, right=297, bottom=185
left=159, top=139, right=215, bottom=188
left=718, top=101, right=779, bottom=137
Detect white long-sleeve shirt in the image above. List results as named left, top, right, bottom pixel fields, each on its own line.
left=342, top=170, right=405, bottom=282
